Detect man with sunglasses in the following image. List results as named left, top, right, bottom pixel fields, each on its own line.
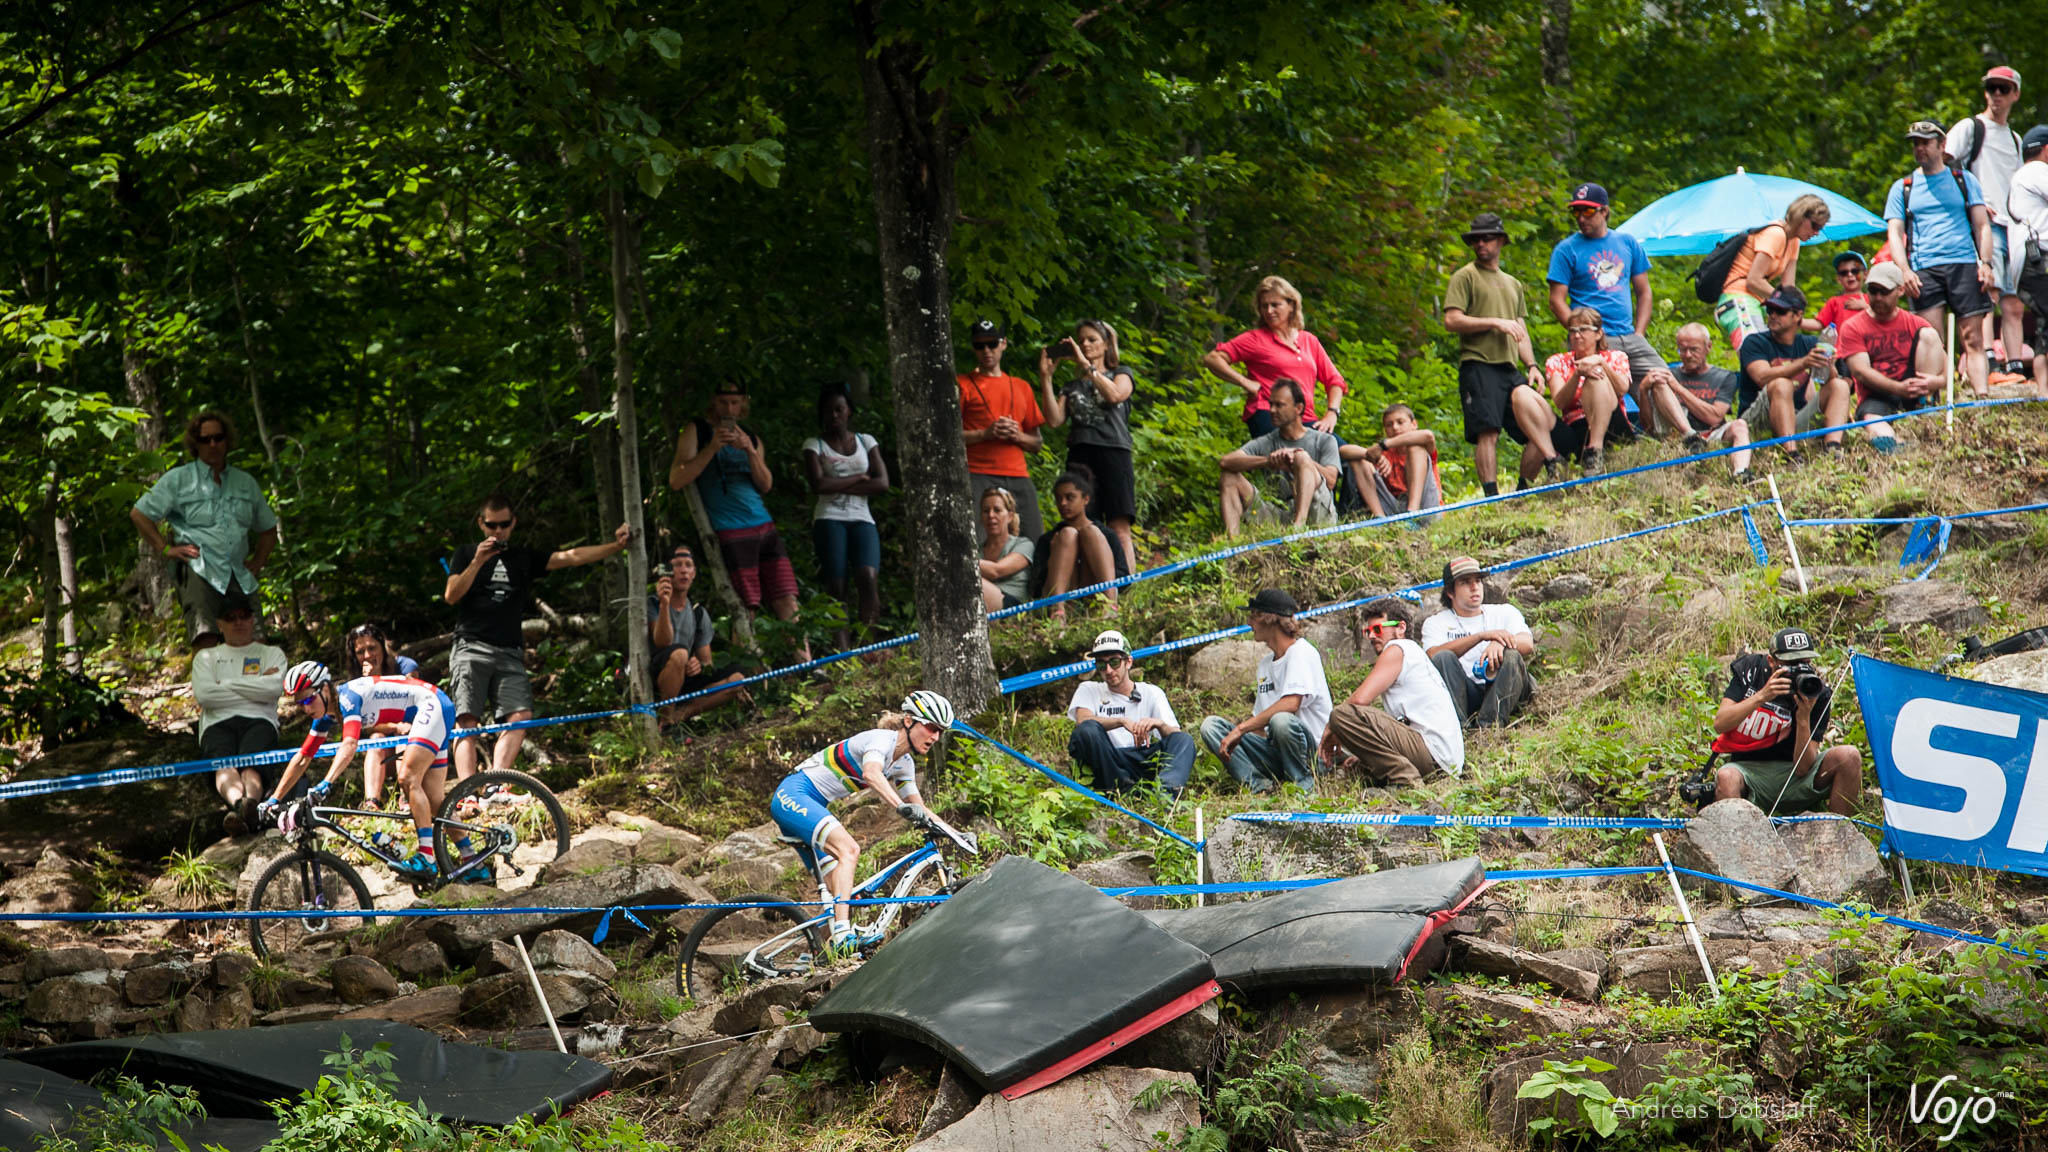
left=1948, top=67, right=2029, bottom=377
left=1737, top=285, right=1850, bottom=454
left=1546, top=183, right=1665, bottom=396
left=444, top=494, right=630, bottom=780
left=1323, top=604, right=1462, bottom=789
left=1837, top=262, right=1944, bottom=453
left=1065, top=630, right=1195, bottom=798
left=1806, top=251, right=1871, bottom=333
left=1885, top=120, right=1996, bottom=400
left=957, top=319, right=1046, bottom=540
left=131, top=410, right=279, bottom=649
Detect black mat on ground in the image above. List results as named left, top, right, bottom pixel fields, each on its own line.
left=0, top=1057, right=280, bottom=1151
left=12, top=1020, right=612, bottom=1126
left=808, top=854, right=1215, bottom=1093
left=1142, top=857, right=1485, bottom=988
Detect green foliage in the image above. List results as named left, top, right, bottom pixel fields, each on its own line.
left=1517, top=1057, right=1621, bottom=1142
left=951, top=737, right=1107, bottom=865
left=158, top=847, right=228, bottom=903
left=0, top=667, right=124, bottom=744
left=29, top=1075, right=207, bottom=1152
left=1142, top=1031, right=1374, bottom=1151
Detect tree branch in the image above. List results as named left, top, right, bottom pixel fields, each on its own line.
left=0, top=0, right=273, bottom=141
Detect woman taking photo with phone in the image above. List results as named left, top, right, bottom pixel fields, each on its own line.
left=1039, top=320, right=1139, bottom=575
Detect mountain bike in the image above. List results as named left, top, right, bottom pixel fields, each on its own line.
left=245, top=768, right=570, bottom=959
left=675, top=809, right=979, bottom=1002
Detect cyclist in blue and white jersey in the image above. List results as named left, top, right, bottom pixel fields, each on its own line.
left=265, top=662, right=458, bottom=880
left=770, top=690, right=952, bottom=951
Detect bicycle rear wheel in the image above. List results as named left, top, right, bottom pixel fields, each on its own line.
left=676, top=893, right=826, bottom=1004
left=434, top=768, right=570, bottom=886
left=247, top=850, right=374, bottom=962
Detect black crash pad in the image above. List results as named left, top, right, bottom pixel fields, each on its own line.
left=1142, top=857, right=1486, bottom=988
left=12, top=1020, right=612, bottom=1126
left=0, top=1057, right=279, bottom=1152
left=809, top=855, right=1216, bottom=1093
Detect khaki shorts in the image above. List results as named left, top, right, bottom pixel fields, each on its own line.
left=1728, top=757, right=1833, bottom=815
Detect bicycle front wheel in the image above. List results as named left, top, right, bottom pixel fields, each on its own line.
left=676, top=894, right=826, bottom=1004
left=434, top=768, right=570, bottom=886
left=247, top=850, right=374, bottom=961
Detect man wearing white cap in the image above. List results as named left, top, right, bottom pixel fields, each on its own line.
left=1066, top=630, right=1195, bottom=798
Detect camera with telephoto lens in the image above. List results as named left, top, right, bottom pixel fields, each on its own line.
left=1788, top=666, right=1824, bottom=699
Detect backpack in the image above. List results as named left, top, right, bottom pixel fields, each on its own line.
left=1954, top=114, right=2022, bottom=177
left=1689, top=225, right=1767, bottom=303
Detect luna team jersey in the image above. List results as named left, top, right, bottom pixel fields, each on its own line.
left=795, top=729, right=916, bottom=805
left=298, top=675, right=453, bottom=758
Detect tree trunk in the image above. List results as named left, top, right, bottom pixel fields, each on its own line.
left=854, top=2, right=997, bottom=715
left=566, top=232, right=625, bottom=643
left=605, top=181, right=658, bottom=739
left=120, top=259, right=172, bottom=617
left=1538, top=0, right=1576, bottom=159
left=54, top=511, right=79, bottom=673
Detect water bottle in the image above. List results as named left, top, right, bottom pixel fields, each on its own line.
left=1811, top=323, right=1836, bottom=387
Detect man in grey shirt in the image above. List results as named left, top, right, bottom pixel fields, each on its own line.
left=650, top=543, right=748, bottom=728
left=1219, top=379, right=1341, bottom=535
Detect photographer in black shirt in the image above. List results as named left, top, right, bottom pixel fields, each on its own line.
left=1710, top=627, right=1863, bottom=815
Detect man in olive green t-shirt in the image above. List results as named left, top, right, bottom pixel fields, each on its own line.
left=1441, top=213, right=1558, bottom=496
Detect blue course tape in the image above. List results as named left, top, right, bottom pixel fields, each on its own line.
left=1230, top=811, right=1692, bottom=830
left=1664, top=865, right=2048, bottom=960
left=1781, top=497, right=2048, bottom=528
left=953, top=721, right=1200, bottom=851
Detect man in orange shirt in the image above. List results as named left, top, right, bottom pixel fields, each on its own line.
left=959, top=319, right=1047, bottom=539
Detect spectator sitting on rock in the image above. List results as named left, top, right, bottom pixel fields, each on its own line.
left=192, top=585, right=287, bottom=835
left=1638, top=323, right=1755, bottom=481
left=1066, top=630, right=1195, bottom=800
left=1218, top=379, right=1341, bottom=536
left=1837, top=261, right=1944, bottom=454
left=1421, top=556, right=1535, bottom=729
left=1711, top=627, right=1862, bottom=816
left=130, top=410, right=279, bottom=650
left=1198, top=588, right=1331, bottom=794
left=651, top=544, right=749, bottom=730
left=976, top=487, right=1035, bottom=611
left=1031, top=467, right=1126, bottom=624
left=1322, top=602, right=1463, bottom=789
left=1541, top=307, right=1631, bottom=476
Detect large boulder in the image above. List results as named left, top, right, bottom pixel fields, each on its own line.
left=1673, top=800, right=1796, bottom=901
left=1422, top=985, right=1588, bottom=1049
left=1186, top=640, right=1266, bottom=694
left=459, top=969, right=614, bottom=1027
left=1879, top=581, right=1989, bottom=634
left=529, top=930, right=617, bottom=981
left=1779, top=819, right=1888, bottom=902
left=326, top=955, right=400, bottom=1005
left=697, top=827, right=803, bottom=894
left=910, top=1066, right=1200, bottom=1151
left=432, top=863, right=697, bottom=961
left=1539, top=574, right=1595, bottom=602
left=535, top=838, right=636, bottom=886
left=1970, top=649, right=2048, bottom=695
left=25, top=972, right=121, bottom=1031
left=1449, top=937, right=1602, bottom=1002
left=1071, top=851, right=1160, bottom=909
left=24, top=946, right=111, bottom=983
left=0, top=849, right=93, bottom=917
left=338, top=984, right=464, bottom=1029
left=1200, top=816, right=1379, bottom=901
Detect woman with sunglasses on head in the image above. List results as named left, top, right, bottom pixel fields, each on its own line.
left=344, top=623, right=420, bottom=808
left=767, top=691, right=953, bottom=953
left=1039, top=320, right=1139, bottom=575
left=1713, top=194, right=1832, bottom=353
left=1542, top=307, right=1632, bottom=474
left=265, top=661, right=466, bottom=881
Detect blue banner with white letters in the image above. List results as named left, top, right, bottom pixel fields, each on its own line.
left=1853, top=654, right=2048, bottom=879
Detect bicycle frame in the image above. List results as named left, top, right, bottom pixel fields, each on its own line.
left=280, top=803, right=511, bottom=887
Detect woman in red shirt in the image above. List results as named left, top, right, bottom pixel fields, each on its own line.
left=1202, top=275, right=1349, bottom=437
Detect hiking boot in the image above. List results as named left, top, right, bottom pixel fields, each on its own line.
left=223, top=807, right=248, bottom=837
left=392, top=853, right=440, bottom=883
left=1871, top=435, right=1899, bottom=455
left=1579, top=447, right=1605, bottom=474
left=1682, top=433, right=1709, bottom=455
left=1541, top=455, right=1567, bottom=482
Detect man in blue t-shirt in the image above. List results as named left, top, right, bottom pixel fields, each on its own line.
left=1546, top=182, right=1664, bottom=392
left=1884, top=119, right=1995, bottom=400
left=1737, top=286, right=1849, bottom=455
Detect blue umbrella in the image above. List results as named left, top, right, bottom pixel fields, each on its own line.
left=1615, top=167, right=1887, bottom=257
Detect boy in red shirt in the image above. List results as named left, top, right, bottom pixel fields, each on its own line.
left=1344, top=404, right=1442, bottom=523
left=1806, top=251, right=1871, bottom=332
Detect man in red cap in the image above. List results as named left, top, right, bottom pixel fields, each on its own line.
left=1947, top=66, right=2030, bottom=377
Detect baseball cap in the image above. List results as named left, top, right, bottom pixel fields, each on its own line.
left=969, top=319, right=1004, bottom=342
left=1864, top=262, right=1905, bottom=292
left=1984, top=65, right=2022, bottom=90
left=2025, top=124, right=2048, bottom=154
left=1763, top=284, right=1808, bottom=313
left=1088, top=630, right=1131, bottom=659
left=667, top=543, right=695, bottom=562
left=1772, top=627, right=1818, bottom=663
left=1444, top=556, right=1485, bottom=582
left=1832, top=250, right=1867, bottom=271
left=1905, top=120, right=1945, bottom=140
left=1246, top=588, right=1299, bottom=616
left=1568, top=182, right=1609, bottom=209
left=216, top=585, right=256, bottom=619
left=711, top=380, right=748, bottom=396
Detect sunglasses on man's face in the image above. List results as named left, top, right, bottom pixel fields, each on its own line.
left=1366, top=620, right=1405, bottom=636
left=482, top=519, right=513, bottom=529
left=1987, top=83, right=2016, bottom=95
left=1867, top=285, right=1896, bottom=296
left=1095, top=654, right=1129, bottom=667
left=298, top=695, right=320, bottom=708
left=972, top=341, right=1000, bottom=351
left=195, top=433, right=228, bottom=445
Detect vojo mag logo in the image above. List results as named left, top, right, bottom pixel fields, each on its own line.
left=1882, top=694, right=2048, bottom=854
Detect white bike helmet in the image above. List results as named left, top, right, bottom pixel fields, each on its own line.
left=901, top=690, right=955, bottom=729
left=282, top=661, right=332, bottom=697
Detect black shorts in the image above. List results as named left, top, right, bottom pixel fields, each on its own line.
left=199, top=716, right=283, bottom=788
left=1458, top=360, right=1531, bottom=445
left=1914, top=262, right=1993, bottom=319
left=1066, top=442, right=1136, bottom=523
left=1548, top=416, right=1620, bottom=458
left=682, top=666, right=741, bottom=694
left=1855, top=395, right=1926, bottom=419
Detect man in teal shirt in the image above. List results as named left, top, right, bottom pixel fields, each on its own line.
left=130, top=410, right=278, bottom=648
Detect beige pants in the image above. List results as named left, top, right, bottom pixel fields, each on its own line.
left=1326, top=702, right=1435, bottom=789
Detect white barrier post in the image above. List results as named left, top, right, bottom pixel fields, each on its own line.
left=1946, top=312, right=1956, bottom=433
left=515, top=934, right=568, bottom=1053
left=1194, top=807, right=1205, bottom=908
left=1653, top=832, right=1720, bottom=1001
left=1767, top=475, right=1808, bottom=595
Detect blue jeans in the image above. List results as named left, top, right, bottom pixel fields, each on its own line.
left=811, top=519, right=880, bottom=589
left=1199, top=712, right=1317, bottom=793
left=1068, top=722, right=1196, bottom=797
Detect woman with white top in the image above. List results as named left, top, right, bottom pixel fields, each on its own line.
left=802, top=386, right=889, bottom=651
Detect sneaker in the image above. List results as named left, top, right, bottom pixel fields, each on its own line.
left=1541, top=455, right=1567, bottom=481
left=392, top=853, right=440, bottom=883
left=1579, top=447, right=1605, bottom=474
left=223, top=807, right=248, bottom=837
left=1682, top=433, right=1709, bottom=455
left=455, top=853, right=497, bottom=881
left=1732, top=468, right=1757, bottom=485
left=1871, top=435, right=1899, bottom=455
left=2009, top=360, right=2030, bottom=377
